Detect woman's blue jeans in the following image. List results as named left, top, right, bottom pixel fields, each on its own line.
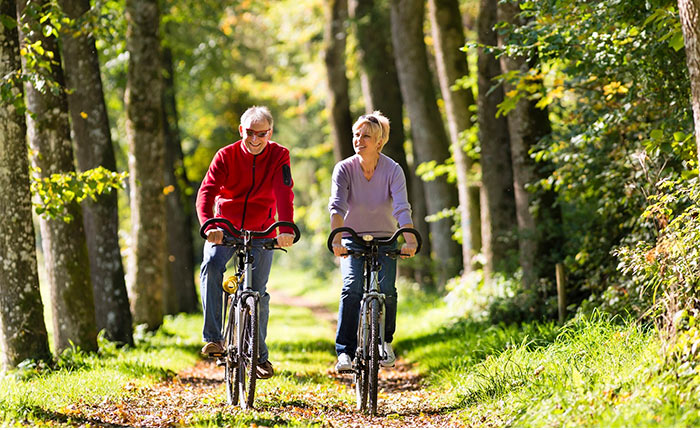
left=335, top=239, right=397, bottom=358
left=200, top=239, right=273, bottom=363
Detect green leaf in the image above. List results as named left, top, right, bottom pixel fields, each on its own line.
left=673, top=132, right=686, bottom=142
left=669, top=32, right=685, bottom=51
left=650, top=129, right=663, bottom=140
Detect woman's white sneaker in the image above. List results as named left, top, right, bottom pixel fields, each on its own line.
left=336, top=353, right=353, bottom=372
left=381, top=342, right=395, bottom=367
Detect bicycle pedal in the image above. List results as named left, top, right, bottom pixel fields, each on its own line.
left=215, top=358, right=226, bottom=367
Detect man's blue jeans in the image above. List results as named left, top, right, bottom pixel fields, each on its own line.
left=200, top=239, right=273, bottom=363
left=335, top=239, right=397, bottom=358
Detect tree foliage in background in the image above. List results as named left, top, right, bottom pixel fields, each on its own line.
left=488, top=0, right=694, bottom=321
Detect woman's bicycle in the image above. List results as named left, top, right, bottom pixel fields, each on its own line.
left=200, top=217, right=300, bottom=409
left=326, top=226, right=422, bottom=415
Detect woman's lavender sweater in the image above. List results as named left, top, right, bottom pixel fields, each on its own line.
left=328, top=154, right=413, bottom=237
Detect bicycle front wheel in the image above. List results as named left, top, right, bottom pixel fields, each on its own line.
left=368, top=299, right=381, bottom=416
left=355, top=303, right=369, bottom=411
left=238, top=295, right=259, bottom=409
left=223, top=296, right=238, bottom=406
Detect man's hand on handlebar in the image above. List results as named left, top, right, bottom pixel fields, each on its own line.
left=207, top=229, right=224, bottom=244
left=276, top=233, right=295, bottom=248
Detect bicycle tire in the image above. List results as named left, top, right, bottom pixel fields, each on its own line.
left=238, top=295, right=259, bottom=409
left=355, top=303, right=369, bottom=411
left=224, top=296, right=238, bottom=406
left=368, top=299, right=381, bottom=415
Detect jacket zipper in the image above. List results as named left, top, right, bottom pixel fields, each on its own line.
left=240, top=153, right=257, bottom=229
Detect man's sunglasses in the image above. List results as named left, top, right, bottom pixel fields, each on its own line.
left=245, top=129, right=270, bottom=138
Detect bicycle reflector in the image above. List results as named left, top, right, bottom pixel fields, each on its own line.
left=362, top=234, right=374, bottom=242
left=222, top=275, right=241, bottom=294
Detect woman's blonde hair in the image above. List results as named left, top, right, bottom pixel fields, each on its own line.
left=352, top=111, right=390, bottom=152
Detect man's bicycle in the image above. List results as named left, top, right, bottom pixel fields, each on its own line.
left=326, top=226, right=422, bottom=415
left=200, top=217, right=300, bottom=409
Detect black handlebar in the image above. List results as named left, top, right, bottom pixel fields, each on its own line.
left=200, top=217, right=301, bottom=244
left=326, top=226, right=422, bottom=255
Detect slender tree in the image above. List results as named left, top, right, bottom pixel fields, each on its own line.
left=59, top=0, right=133, bottom=345
left=324, top=0, right=355, bottom=161
left=498, top=0, right=557, bottom=288
left=162, top=44, right=197, bottom=314
left=17, top=0, right=98, bottom=353
left=679, top=0, right=700, bottom=161
left=0, top=0, right=51, bottom=368
left=349, top=0, right=432, bottom=282
left=428, top=0, right=481, bottom=272
left=477, top=0, right=517, bottom=276
left=390, top=0, right=462, bottom=285
left=125, top=0, right=166, bottom=330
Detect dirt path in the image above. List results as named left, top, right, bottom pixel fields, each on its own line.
left=62, top=292, right=463, bottom=427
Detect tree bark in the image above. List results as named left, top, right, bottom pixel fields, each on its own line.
left=324, top=0, right=355, bottom=162
left=0, top=0, right=51, bottom=368
left=498, top=0, right=554, bottom=288
left=17, top=0, right=98, bottom=353
left=477, top=0, right=517, bottom=276
left=679, top=0, right=700, bottom=161
left=125, top=0, right=166, bottom=331
left=60, top=0, right=133, bottom=345
left=348, top=0, right=432, bottom=283
left=162, top=45, right=198, bottom=314
left=390, top=0, right=462, bottom=285
left=428, top=0, right=481, bottom=272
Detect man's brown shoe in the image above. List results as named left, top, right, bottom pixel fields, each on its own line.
left=256, top=360, right=274, bottom=379
left=201, top=341, right=224, bottom=356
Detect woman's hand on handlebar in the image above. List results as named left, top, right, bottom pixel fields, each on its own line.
left=276, top=233, right=295, bottom=248
left=332, top=242, right=349, bottom=258
left=400, top=243, right=417, bottom=259
left=207, top=229, right=224, bottom=244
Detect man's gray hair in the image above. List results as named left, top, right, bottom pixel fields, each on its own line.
left=241, top=106, right=274, bottom=127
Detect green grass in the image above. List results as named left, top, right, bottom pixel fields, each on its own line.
left=0, top=313, right=202, bottom=427
left=4, top=263, right=700, bottom=427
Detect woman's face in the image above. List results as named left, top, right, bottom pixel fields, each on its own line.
left=352, top=124, right=380, bottom=156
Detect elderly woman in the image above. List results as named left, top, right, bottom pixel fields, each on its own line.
left=328, top=111, right=418, bottom=371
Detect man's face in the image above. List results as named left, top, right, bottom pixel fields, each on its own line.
left=239, top=119, right=271, bottom=155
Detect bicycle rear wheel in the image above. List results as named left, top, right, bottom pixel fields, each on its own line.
left=237, top=295, right=259, bottom=409
left=368, top=299, right=381, bottom=415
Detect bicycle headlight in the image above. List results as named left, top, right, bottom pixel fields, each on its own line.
left=362, top=234, right=374, bottom=242
left=222, top=275, right=240, bottom=294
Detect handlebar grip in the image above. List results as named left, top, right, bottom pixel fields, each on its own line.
left=200, top=217, right=240, bottom=239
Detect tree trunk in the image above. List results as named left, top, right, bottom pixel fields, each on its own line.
left=477, top=0, right=517, bottom=276
left=348, top=0, right=432, bottom=283
left=162, top=45, right=198, bottom=314
left=125, top=0, right=166, bottom=331
left=498, top=0, right=553, bottom=288
left=0, top=0, right=51, bottom=368
left=60, top=0, right=134, bottom=345
left=17, top=0, right=98, bottom=353
left=390, top=0, right=462, bottom=285
left=324, top=0, right=355, bottom=162
left=679, top=0, right=700, bottom=160
left=428, top=0, right=481, bottom=272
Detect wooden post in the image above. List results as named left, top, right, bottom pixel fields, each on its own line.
left=555, top=263, right=566, bottom=323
